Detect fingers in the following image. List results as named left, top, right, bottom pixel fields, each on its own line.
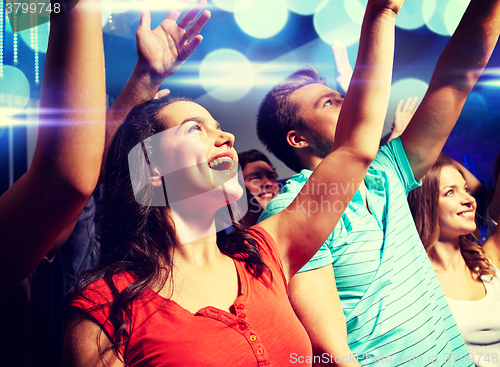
left=164, top=0, right=190, bottom=23
left=396, top=98, right=404, bottom=113
left=137, top=10, right=152, bottom=33
left=406, top=96, right=419, bottom=113
left=401, top=96, right=418, bottom=114
left=178, top=35, right=203, bottom=62
left=183, top=10, right=211, bottom=41
left=154, top=89, right=171, bottom=99
left=178, top=0, right=208, bottom=30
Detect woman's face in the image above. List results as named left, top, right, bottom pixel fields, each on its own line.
left=437, top=166, right=477, bottom=241
left=149, top=101, right=242, bottom=208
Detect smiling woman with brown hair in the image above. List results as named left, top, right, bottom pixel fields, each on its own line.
left=408, top=156, right=500, bottom=366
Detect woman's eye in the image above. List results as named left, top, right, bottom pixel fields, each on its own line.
left=445, top=189, right=454, bottom=196
left=324, top=99, right=332, bottom=107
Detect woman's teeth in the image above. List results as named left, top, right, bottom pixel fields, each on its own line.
left=208, top=157, right=234, bottom=171
left=458, top=211, right=474, bottom=218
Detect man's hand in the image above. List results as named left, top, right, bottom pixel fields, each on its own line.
left=136, top=0, right=211, bottom=84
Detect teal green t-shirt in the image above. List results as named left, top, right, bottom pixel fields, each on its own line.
left=259, top=138, right=472, bottom=366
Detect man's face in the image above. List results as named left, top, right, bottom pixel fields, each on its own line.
left=288, top=83, right=344, bottom=158
left=242, top=160, right=279, bottom=209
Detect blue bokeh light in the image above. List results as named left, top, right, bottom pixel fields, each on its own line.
left=0, top=65, right=31, bottom=108
left=212, top=0, right=253, bottom=13
left=444, top=0, right=469, bottom=35
left=313, top=0, right=365, bottom=46
left=234, top=0, right=288, bottom=39
left=199, top=48, right=254, bottom=102
left=385, top=78, right=428, bottom=134
left=396, top=1, right=425, bottom=30
left=423, top=0, right=449, bottom=36
left=284, top=0, right=323, bottom=16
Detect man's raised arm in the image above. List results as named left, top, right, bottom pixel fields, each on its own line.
left=401, top=0, right=500, bottom=181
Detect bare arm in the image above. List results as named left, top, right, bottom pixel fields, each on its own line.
left=289, top=267, right=361, bottom=367
left=401, top=0, right=500, bottom=181
left=0, top=0, right=106, bottom=296
left=62, top=311, right=124, bottom=367
left=259, top=0, right=403, bottom=279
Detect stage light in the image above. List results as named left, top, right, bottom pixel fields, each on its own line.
left=19, top=22, right=49, bottom=53
left=199, top=49, right=254, bottom=102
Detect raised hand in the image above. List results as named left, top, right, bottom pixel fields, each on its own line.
left=332, top=40, right=352, bottom=96
left=394, top=96, right=418, bottom=132
left=135, top=0, right=211, bottom=83
left=387, top=96, right=418, bottom=142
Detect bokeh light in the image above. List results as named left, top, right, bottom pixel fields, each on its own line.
left=396, top=1, right=425, bottom=30
left=313, top=0, right=366, bottom=47
left=284, top=0, right=323, bottom=16
left=212, top=0, right=253, bottom=13
left=444, top=0, right=469, bottom=35
left=199, top=49, right=254, bottom=102
left=423, top=0, right=449, bottom=36
left=0, top=65, right=31, bottom=108
left=234, top=0, right=288, bottom=39
left=385, top=78, right=428, bottom=134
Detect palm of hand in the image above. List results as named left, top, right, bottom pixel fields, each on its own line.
left=134, top=2, right=210, bottom=82
left=137, top=21, right=185, bottom=78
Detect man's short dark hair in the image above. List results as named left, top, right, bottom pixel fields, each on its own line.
left=256, top=67, right=325, bottom=173
left=238, top=149, right=276, bottom=173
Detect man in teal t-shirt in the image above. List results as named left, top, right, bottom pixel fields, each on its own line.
left=256, top=0, right=500, bottom=365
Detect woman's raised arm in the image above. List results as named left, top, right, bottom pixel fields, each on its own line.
left=0, top=0, right=106, bottom=296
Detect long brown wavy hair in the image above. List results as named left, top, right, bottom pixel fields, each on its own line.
left=66, top=97, right=270, bottom=362
left=408, top=156, right=494, bottom=277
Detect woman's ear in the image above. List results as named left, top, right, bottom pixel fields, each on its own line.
left=149, top=168, right=163, bottom=187
left=286, top=130, right=309, bottom=149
